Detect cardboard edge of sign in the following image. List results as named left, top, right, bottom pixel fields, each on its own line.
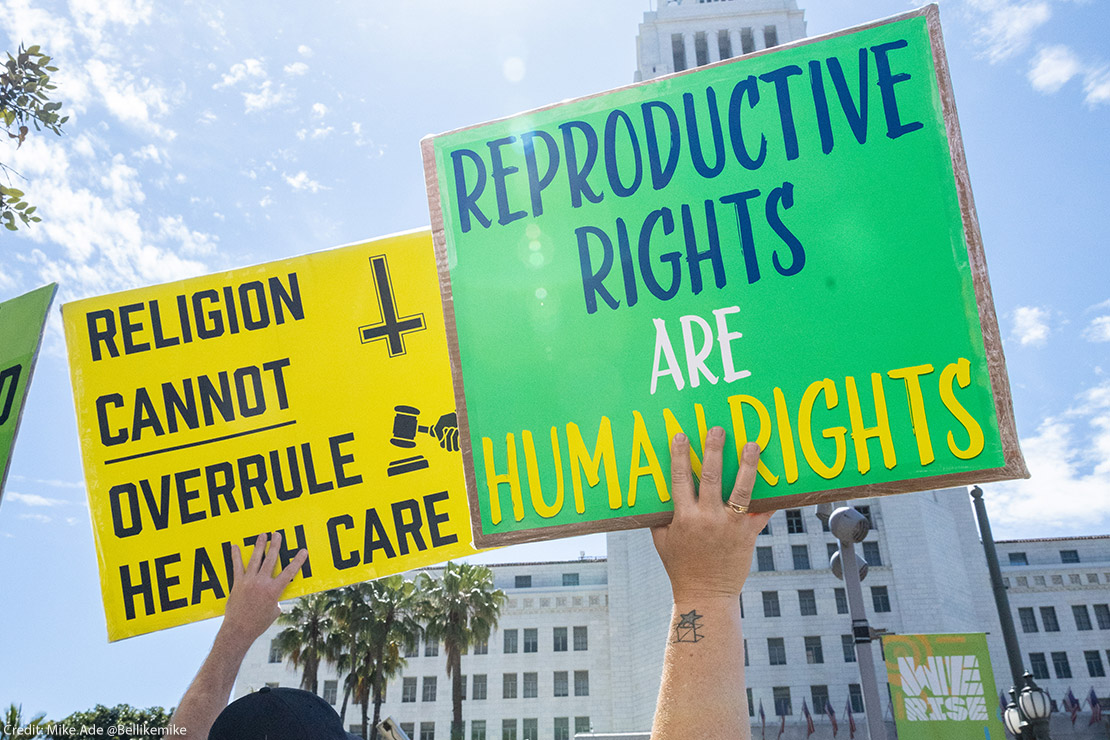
left=0, top=282, right=58, bottom=502
left=422, top=4, right=1029, bottom=551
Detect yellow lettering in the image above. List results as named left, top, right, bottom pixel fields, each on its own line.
left=773, top=387, right=800, bottom=484
left=887, top=364, right=936, bottom=465
left=629, top=410, right=668, bottom=507
left=725, top=394, right=779, bottom=485
left=798, top=379, right=847, bottom=480
left=522, top=429, right=564, bottom=518
left=482, top=434, right=524, bottom=524
left=939, top=358, right=985, bottom=460
left=567, top=417, right=622, bottom=511
left=845, top=374, right=897, bottom=474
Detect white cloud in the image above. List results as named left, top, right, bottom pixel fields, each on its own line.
left=1011, top=305, right=1051, bottom=346
left=297, top=45, right=313, bottom=58
left=243, top=80, right=288, bottom=113
left=69, top=0, right=153, bottom=50
left=967, top=0, right=1052, bottom=63
left=1083, top=66, right=1110, bottom=107
left=214, top=58, right=266, bottom=89
left=85, top=58, right=175, bottom=140
left=284, top=61, right=309, bottom=76
left=283, top=171, right=327, bottom=192
left=6, top=491, right=67, bottom=507
left=296, top=127, right=334, bottom=141
left=988, top=380, right=1110, bottom=536
left=259, top=194, right=273, bottom=208
left=19, top=513, right=53, bottom=524
left=312, top=102, right=328, bottom=118
left=157, top=215, right=218, bottom=257
left=1083, top=316, right=1110, bottom=342
left=1028, top=45, right=1082, bottom=92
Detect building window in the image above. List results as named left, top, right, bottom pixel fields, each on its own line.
left=523, top=672, right=538, bottom=698
left=773, top=686, right=792, bottom=716
left=472, top=674, right=487, bottom=700
left=515, top=575, right=531, bottom=588
left=574, top=670, right=590, bottom=697
left=553, top=718, right=569, bottom=740
left=760, top=522, right=771, bottom=535
left=471, top=721, right=486, bottom=740
left=268, top=639, right=282, bottom=663
left=768, top=637, right=787, bottom=665
left=740, top=593, right=744, bottom=618
left=563, top=572, right=579, bottom=586
left=504, top=629, right=518, bottom=653
left=1018, top=607, right=1039, bottom=633
left=805, top=636, right=824, bottom=664
left=748, top=687, right=754, bottom=716
left=420, top=722, right=435, bottom=740
left=842, top=634, right=856, bottom=663
left=322, top=680, right=337, bottom=705
left=763, top=591, right=781, bottom=617
left=792, top=545, right=811, bottom=570
left=554, top=671, right=569, bottom=697
left=671, top=33, right=687, bottom=72
left=473, top=638, right=488, bottom=655
left=862, top=541, right=882, bottom=566
left=835, top=588, right=848, bottom=615
left=503, top=673, right=518, bottom=699
left=400, top=725, right=415, bottom=739
left=811, top=685, right=830, bottom=713
left=402, top=677, right=417, bottom=703
left=849, top=684, right=864, bottom=713
left=740, top=27, right=755, bottom=55
left=1084, top=650, right=1106, bottom=678
left=694, top=31, right=709, bottom=66
left=501, top=719, right=517, bottom=740
left=1060, top=549, right=1080, bottom=563
left=718, top=29, right=732, bottom=60
left=522, top=719, right=537, bottom=740
left=1009, top=552, right=1028, bottom=566
left=573, top=626, right=588, bottom=651
left=574, top=718, right=590, bottom=735
left=458, top=675, right=466, bottom=701
left=554, top=627, right=568, bottom=652
left=744, top=639, right=749, bottom=666
left=1073, top=605, right=1093, bottom=631
left=1040, top=606, right=1060, bottom=632
left=1051, top=652, right=1072, bottom=679
left=798, top=589, right=817, bottom=616
left=1034, top=575, right=1045, bottom=585
left=757, top=546, right=775, bottom=571
left=1029, top=653, right=1049, bottom=680
left=1094, top=604, right=1110, bottom=629
left=425, top=639, right=439, bottom=657
left=786, top=509, right=805, bottom=534
left=871, top=586, right=891, bottom=613
left=422, top=676, right=437, bottom=702
left=856, top=506, right=874, bottom=529
left=523, top=628, right=538, bottom=653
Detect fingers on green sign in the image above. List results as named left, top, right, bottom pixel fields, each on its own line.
left=0, top=283, right=58, bottom=502
left=422, top=5, right=1027, bottom=547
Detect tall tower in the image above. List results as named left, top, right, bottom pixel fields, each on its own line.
left=634, top=0, right=807, bottom=81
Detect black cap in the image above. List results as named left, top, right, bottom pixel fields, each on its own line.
left=209, top=686, right=362, bottom=740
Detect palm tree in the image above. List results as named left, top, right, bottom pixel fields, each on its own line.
left=1, top=704, right=45, bottom=739
left=274, top=592, right=333, bottom=694
left=419, top=562, right=506, bottom=740
left=330, top=578, right=423, bottom=739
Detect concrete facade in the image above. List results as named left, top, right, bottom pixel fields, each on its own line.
left=634, top=0, right=806, bottom=81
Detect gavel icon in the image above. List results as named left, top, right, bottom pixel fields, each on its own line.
left=391, top=405, right=460, bottom=452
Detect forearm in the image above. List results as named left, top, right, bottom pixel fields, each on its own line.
left=168, top=626, right=255, bottom=739
left=651, top=596, right=750, bottom=740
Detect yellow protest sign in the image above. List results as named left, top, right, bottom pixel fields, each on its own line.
left=64, top=229, right=479, bottom=640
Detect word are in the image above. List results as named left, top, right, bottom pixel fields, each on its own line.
left=109, top=432, right=361, bottom=537
left=650, top=305, right=751, bottom=394
left=327, top=490, right=460, bottom=569
left=96, top=358, right=291, bottom=447
left=84, top=273, right=304, bottom=361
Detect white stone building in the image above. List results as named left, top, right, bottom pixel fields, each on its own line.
left=634, top=0, right=807, bottom=82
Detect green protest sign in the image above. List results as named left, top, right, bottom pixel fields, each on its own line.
left=422, top=5, right=1026, bottom=546
left=0, top=283, right=58, bottom=501
left=883, top=633, right=1008, bottom=740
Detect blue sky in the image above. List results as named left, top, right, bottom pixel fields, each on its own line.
left=1, top=0, right=1107, bottom=719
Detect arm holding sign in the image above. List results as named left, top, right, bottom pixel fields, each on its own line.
left=650, top=430, right=770, bottom=740
left=168, top=532, right=308, bottom=740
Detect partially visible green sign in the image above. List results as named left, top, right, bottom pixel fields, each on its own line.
left=0, top=283, right=57, bottom=501
left=883, top=633, right=1008, bottom=740
left=423, top=6, right=1026, bottom=546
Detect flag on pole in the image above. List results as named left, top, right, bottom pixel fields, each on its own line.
left=759, top=699, right=766, bottom=740
left=845, top=698, right=857, bottom=739
left=825, top=699, right=839, bottom=738
left=1088, top=688, right=1102, bottom=726
left=802, top=699, right=816, bottom=738
left=1066, top=688, right=1080, bottom=725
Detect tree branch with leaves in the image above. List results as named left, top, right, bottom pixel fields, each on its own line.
left=1, top=42, right=68, bottom=231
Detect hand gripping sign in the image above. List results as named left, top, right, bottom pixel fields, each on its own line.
left=64, top=230, right=478, bottom=640
left=422, top=5, right=1027, bottom=547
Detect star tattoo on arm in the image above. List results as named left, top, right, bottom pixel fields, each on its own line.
left=672, top=609, right=704, bottom=643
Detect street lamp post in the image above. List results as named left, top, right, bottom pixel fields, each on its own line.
left=1004, top=673, right=1053, bottom=740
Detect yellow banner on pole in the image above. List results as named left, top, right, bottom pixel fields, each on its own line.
left=63, top=229, right=479, bottom=641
